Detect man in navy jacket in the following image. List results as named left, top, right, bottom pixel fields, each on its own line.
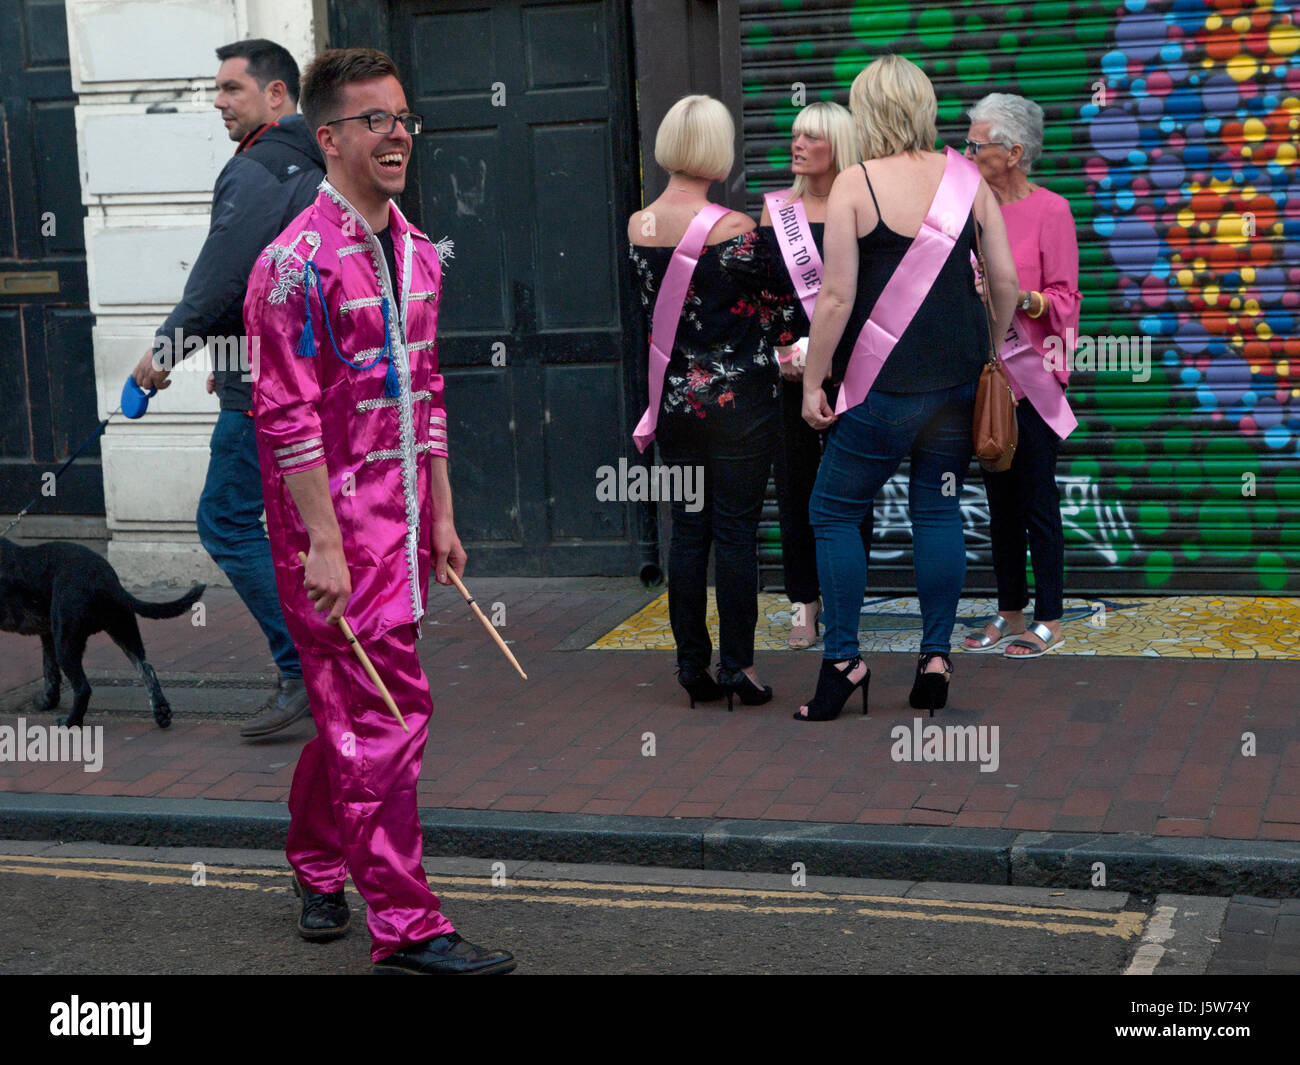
left=132, top=39, right=324, bottom=738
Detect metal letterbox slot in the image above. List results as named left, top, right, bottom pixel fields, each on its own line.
left=0, top=271, right=60, bottom=294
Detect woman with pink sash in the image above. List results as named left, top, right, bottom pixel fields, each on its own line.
left=960, top=94, right=1082, bottom=660
left=627, top=95, right=796, bottom=710
left=794, top=57, right=1019, bottom=721
left=759, top=101, right=871, bottom=651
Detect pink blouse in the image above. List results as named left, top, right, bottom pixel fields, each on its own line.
left=1001, top=186, right=1082, bottom=398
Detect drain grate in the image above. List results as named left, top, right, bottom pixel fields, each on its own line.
left=0, top=676, right=283, bottom=720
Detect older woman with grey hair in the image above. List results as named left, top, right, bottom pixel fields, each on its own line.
left=961, top=93, right=1082, bottom=660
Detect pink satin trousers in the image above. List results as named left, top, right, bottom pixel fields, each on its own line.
left=286, top=623, right=455, bottom=961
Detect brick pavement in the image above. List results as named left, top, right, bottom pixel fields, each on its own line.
left=1, top=582, right=1299, bottom=842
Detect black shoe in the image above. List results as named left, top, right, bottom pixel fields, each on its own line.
left=371, top=932, right=517, bottom=975
left=794, top=657, right=870, bottom=722
left=716, top=668, right=772, bottom=712
left=240, top=677, right=311, bottom=739
left=909, top=652, right=952, bottom=716
left=291, top=874, right=350, bottom=942
left=676, top=663, right=724, bottom=708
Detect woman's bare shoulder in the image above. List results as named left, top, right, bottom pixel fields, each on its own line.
left=832, top=162, right=865, bottom=188
left=705, top=209, right=756, bottom=245
left=626, top=206, right=652, bottom=243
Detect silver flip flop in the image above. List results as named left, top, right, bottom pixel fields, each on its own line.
left=1003, top=621, right=1065, bottom=659
left=962, top=614, right=1014, bottom=653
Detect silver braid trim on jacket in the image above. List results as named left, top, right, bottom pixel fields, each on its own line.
left=319, top=178, right=424, bottom=624
left=395, top=231, right=422, bottom=625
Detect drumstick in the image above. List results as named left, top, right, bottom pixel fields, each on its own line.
left=298, top=551, right=408, bottom=732
left=444, top=568, right=528, bottom=681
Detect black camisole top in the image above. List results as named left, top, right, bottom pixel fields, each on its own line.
left=829, top=162, right=986, bottom=393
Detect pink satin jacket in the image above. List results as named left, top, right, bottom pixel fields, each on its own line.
left=245, top=179, right=451, bottom=653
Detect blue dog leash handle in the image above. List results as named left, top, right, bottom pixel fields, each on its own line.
left=120, top=376, right=157, bottom=420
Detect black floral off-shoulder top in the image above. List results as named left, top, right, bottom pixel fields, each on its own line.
left=628, top=228, right=797, bottom=418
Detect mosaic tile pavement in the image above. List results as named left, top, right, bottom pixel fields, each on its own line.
left=587, top=593, right=1300, bottom=659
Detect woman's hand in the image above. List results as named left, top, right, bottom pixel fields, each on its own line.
left=803, top=386, right=835, bottom=430
left=778, top=342, right=807, bottom=381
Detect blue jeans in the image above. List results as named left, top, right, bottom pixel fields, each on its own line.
left=810, top=380, right=977, bottom=660
left=196, top=410, right=301, bottom=678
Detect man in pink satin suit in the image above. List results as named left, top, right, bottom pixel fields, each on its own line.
left=243, top=47, right=515, bottom=975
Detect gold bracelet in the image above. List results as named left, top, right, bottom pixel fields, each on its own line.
left=1027, top=291, right=1046, bottom=318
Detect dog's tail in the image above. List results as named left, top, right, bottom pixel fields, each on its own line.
left=119, top=582, right=206, bottom=619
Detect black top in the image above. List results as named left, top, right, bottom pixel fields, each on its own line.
left=157, top=114, right=325, bottom=411
left=628, top=229, right=796, bottom=417
left=829, top=165, right=986, bottom=393
left=376, top=226, right=400, bottom=318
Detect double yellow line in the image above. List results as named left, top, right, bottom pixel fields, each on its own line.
left=0, top=854, right=1144, bottom=938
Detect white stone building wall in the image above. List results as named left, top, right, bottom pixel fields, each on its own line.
left=67, top=0, right=321, bottom=586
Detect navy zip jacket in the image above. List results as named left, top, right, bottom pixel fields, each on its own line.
left=154, top=113, right=324, bottom=411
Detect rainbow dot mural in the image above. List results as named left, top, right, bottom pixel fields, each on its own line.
left=740, top=0, right=1300, bottom=591
left=1083, top=0, right=1300, bottom=448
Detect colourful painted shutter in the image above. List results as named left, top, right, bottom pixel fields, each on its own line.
left=741, top=0, right=1300, bottom=593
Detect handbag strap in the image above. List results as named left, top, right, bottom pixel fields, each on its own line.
left=972, top=216, right=1000, bottom=370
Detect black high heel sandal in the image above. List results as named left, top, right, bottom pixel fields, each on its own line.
left=677, top=664, right=723, bottom=708
left=909, top=652, right=952, bottom=716
left=793, top=657, right=870, bottom=722
left=716, top=668, right=773, bottom=712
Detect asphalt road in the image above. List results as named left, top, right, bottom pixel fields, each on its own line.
left=0, top=840, right=1220, bottom=976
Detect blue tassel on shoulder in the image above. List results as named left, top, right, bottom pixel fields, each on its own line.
left=296, top=263, right=318, bottom=358
left=305, top=264, right=398, bottom=398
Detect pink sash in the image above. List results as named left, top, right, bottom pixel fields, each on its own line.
left=633, top=203, right=730, bottom=453
left=835, top=148, right=982, bottom=415
left=998, top=317, right=1078, bottom=439
left=763, top=189, right=822, bottom=324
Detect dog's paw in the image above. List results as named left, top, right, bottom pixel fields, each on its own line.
left=31, top=692, right=60, bottom=713
left=153, top=703, right=172, bottom=729
left=55, top=714, right=86, bottom=728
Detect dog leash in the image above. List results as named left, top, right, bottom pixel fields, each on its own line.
left=3, top=373, right=160, bottom=539
left=0, top=408, right=121, bottom=539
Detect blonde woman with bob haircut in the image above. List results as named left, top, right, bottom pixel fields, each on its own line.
left=758, top=100, right=872, bottom=651
left=653, top=93, right=735, bottom=182
left=628, top=94, right=797, bottom=712
left=793, top=55, right=1019, bottom=721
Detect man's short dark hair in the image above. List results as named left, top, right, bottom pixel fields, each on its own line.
left=216, top=39, right=301, bottom=103
left=300, top=48, right=402, bottom=133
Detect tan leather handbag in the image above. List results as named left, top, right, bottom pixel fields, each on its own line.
left=971, top=220, right=1018, bottom=473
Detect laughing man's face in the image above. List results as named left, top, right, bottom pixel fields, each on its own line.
left=321, top=76, right=413, bottom=211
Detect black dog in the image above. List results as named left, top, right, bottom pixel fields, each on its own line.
left=0, top=538, right=204, bottom=728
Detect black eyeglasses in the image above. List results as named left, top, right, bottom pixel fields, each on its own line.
left=964, top=139, right=1008, bottom=154
left=326, top=111, right=423, bottom=135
